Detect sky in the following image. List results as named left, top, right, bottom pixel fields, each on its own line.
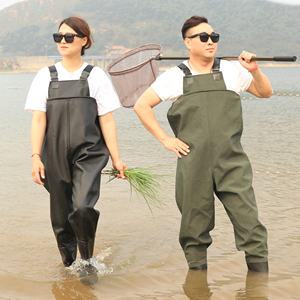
left=0, top=0, right=300, bottom=11
left=269, top=0, right=300, bottom=3
left=0, top=0, right=27, bottom=11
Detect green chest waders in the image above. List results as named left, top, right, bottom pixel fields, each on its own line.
left=167, top=60, right=268, bottom=268
left=42, top=65, right=109, bottom=266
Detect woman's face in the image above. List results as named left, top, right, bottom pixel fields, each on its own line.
left=57, top=23, right=88, bottom=58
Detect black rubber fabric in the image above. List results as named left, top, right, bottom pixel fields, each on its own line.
left=41, top=65, right=109, bottom=263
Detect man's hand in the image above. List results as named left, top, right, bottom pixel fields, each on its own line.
left=238, top=50, right=258, bottom=72
left=162, top=136, right=190, bottom=158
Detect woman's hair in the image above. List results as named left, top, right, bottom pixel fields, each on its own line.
left=181, top=15, right=208, bottom=39
left=59, top=16, right=93, bottom=56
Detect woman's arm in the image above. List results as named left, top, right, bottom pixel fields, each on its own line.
left=31, top=110, right=47, bottom=185
left=99, top=112, right=127, bottom=178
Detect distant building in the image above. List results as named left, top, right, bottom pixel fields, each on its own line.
left=106, top=45, right=130, bottom=57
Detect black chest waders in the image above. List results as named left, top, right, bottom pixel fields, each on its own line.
left=167, top=59, right=268, bottom=270
left=41, top=65, right=110, bottom=266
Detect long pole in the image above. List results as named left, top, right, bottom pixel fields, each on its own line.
left=151, top=55, right=297, bottom=62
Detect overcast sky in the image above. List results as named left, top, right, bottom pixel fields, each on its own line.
left=269, top=0, right=300, bottom=3
left=0, top=0, right=300, bottom=11
left=0, top=0, right=27, bottom=11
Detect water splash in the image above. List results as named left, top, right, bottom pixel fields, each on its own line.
left=64, top=257, right=113, bottom=277
left=64, top=248, right=113, bottom=277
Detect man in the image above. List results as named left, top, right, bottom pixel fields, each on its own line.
left=134, top=15, right=272, bottom=272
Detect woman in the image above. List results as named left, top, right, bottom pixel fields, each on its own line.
left=25, top=16, right=127, bottom=274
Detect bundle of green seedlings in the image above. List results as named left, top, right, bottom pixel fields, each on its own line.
left=102, top=167, right=165, bottom=211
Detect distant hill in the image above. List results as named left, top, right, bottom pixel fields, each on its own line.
left=0, top=0, right=299, bottom=57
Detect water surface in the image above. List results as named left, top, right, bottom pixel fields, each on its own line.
left=0, top=67, right=300, bottom=299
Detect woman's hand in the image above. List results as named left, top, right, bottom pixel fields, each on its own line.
left=31, top=156, right=45, bottom=185
left=112, top=158, right=128, bottom=179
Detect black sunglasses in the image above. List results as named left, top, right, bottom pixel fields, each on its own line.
left=53, top=33, right=85, bottom=43
left=188, top=32, right=220, bottom=43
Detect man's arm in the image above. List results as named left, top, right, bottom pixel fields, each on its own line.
left=239, top=51, right=273, bottom=98
left=134, top=87, right=190, bottom=158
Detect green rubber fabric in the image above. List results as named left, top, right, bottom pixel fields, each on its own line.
left=167, top=66, right=268, bottom=268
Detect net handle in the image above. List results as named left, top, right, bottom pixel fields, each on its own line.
left=151, top=55, right=297, bottom=62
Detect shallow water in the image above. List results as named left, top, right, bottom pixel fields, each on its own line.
left=0, top=67, right=300, bottom=299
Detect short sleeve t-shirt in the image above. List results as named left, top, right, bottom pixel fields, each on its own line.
left=25, top=62, right=120, bottom=116
left=151, top=59, right=253, bottom=102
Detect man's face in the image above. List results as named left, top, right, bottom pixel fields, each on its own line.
left=184, top=23, right=218, bottom=60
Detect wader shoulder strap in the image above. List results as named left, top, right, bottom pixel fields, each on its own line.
left=177, top=63, right=192, bottom=76
left=79, top=65, right=94, bottom=87
left=80, top=65, right=94, bottom=80
left=48, top=65, right=59, bottom=89
left=48, top=65, right=94, bottom=82
left=177, top=58, right=221, bottom=76
left=212, top=58, right=221, bottom=73
left=48, top=65, right=58, bottom=82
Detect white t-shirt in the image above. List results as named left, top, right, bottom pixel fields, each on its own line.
left=25, top=62, right=120, bottom=116
left=151, top=59, right=253, bottom=102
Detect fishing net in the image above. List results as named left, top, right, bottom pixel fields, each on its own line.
left=107, top=44, right=162, bottom=108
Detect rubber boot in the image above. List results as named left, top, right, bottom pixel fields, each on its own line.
left=77, top=238, right=98, bottom=285
left=77, top=238, right=95, bottom=260
left=58, top=241, right=77, bottom=267
left=247, top=261, right=269, bottom=273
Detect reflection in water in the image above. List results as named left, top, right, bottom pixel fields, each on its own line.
left=52, top=280, right=98, bottom=300
left=183, top=269, right=213, bottom=299
left=183, top=269, right=269, bottom=300
left=236, top=271, right=269, bottom=300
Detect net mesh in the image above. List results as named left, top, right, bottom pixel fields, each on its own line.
left=107, top=44, right=162, bottom=108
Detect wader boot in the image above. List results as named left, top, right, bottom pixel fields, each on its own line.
left=167, top=59, right=268, bottom=271
left=42, top=65, right=109, bottom=265
left=78, top=238, right=98, bottom=285
left=77, top=238, right=95, bottom=260
left=58, top=240, right=78, bottom=267
left=247, top=261, right=269, bottom=273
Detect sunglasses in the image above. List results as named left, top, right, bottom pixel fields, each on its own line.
left=188, top=32, right=220, bottom=43
left=53, top=33, right=84, bottom=43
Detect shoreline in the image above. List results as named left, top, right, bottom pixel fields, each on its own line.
left=1, top=63, right=299, bottom=74
left=1, top=54, right=299, bottom=74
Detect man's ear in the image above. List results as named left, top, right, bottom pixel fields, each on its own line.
left=184, top=37, right=191, bottom=50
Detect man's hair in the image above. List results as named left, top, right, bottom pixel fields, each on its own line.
left=181, top=15, right=208, bottom=39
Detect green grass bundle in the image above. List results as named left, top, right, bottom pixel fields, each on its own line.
left=102, top=167, right=165, bottom=211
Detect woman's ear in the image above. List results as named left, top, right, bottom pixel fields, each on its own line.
left=82, top=36, right=88, bottom=47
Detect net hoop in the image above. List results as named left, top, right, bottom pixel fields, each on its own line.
left=107, top=44, right=162, bottom=75
left=107, top=44, right=162, bottom=108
